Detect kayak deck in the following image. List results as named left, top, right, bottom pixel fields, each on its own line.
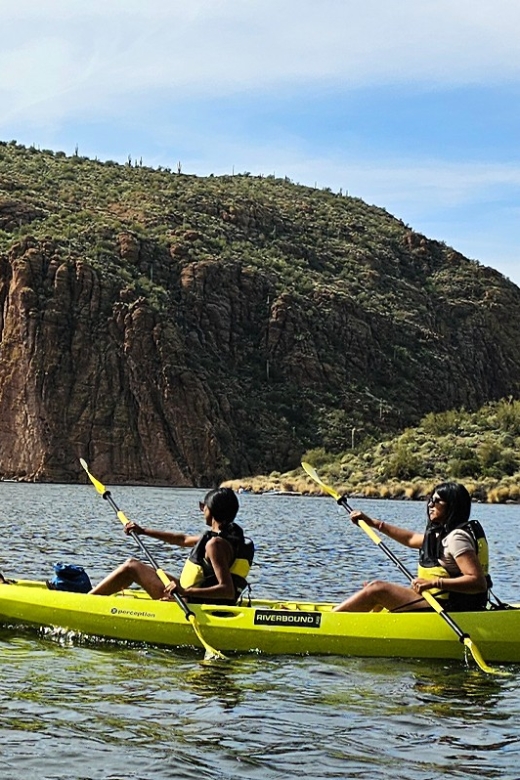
left=1, top=580, right=519, bottom=664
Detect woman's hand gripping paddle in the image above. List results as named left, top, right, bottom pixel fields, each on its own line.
left=301, top=461, right=508, bottom=676
left=80, top=459, right=226, bottom=660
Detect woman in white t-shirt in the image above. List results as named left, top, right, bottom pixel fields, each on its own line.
left=333, top=482, right=490, bottom=612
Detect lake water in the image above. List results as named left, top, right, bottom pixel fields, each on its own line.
left=1, top=483, right=520, bottom=780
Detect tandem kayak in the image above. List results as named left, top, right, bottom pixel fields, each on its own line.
left=0, top=579, right=519, bottom=663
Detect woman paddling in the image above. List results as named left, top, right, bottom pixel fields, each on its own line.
left=334, top=481, right=491, bottom=613
left=90, top=487, right=254, bottom=605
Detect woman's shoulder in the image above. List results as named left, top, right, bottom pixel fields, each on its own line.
left=443, top=526, right=475, bottom=552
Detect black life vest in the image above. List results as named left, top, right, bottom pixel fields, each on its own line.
left=418, top=519, right=491, bottom=611
left=179, top=522, right=254, bottom=604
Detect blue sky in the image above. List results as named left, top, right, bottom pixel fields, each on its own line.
left=1, top=0, right=519, bottom=286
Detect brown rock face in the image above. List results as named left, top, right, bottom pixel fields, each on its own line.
left=3, top=144, right=520, bottom=485
left=0, top=239, right=285, bottom=484
left=1, top=228, right=520, bottom=485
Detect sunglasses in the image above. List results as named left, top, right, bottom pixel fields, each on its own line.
left=428, top=495, right=445, bottom=506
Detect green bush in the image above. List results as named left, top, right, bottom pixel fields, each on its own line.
left=381, top=444, right=421, bottom=481
left=301, top=447, right=335, bottom=468
left=495, top=399, right=520, bottom=435
left=422, top=409, right=462, bottom=436
left=479, top=442, right=518, bottom=478
left=448, top=456, right=480, bottom=478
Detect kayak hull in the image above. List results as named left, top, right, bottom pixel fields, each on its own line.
left=1, top=580, right=519, bottom=663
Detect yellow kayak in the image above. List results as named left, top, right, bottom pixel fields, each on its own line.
left=1, top=579, right=519, bottom=663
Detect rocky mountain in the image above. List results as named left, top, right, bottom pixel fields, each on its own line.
left=1, top=141, right=519, bottom=485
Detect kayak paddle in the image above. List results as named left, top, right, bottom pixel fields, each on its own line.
left=301, top=461, right=508, bottom=676
left=80, top=458, right=225, bottom=660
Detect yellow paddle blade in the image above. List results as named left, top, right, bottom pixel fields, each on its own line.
left=80, top=458, right=107, bottom=496
left=421, top=591, right=507, bottom=675
left=301, top=462, right=342, bottom=501
left=463, top=638, right=509, bottom=676
left=187, top=615, right=226, bottom=661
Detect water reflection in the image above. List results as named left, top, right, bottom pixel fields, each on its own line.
left=181, top=663, right=244, bottom=710
left=413, top=666, right=508, bottom=717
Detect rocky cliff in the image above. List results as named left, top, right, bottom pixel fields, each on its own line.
left=1, top=142, right=520, bottom=484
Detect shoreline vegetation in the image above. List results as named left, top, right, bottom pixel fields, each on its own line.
left=223, top=398, right=520, bottom=503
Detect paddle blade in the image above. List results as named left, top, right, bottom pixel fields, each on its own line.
left=301, top=462, right=341, bottom=501
left=463, top=638, right=509, bottom=676
left=186, top=615, right=227, bottom=660
left=80, top=459, right=107, bottom=496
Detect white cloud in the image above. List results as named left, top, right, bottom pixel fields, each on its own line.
left=321, top=159, right=520, bottom=212
left=2, top=0, right=520, bottom=128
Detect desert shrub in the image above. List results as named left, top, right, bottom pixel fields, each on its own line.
left=487, top=486, right=512, bottom=504
left=361, top=483, right=383, bottom=498
left=404, top=483, right=424, bottom=500
left=504, top=482, right=520, bottom=501
left=478, top=441, right=502, bottom=467
left=445, top=444, right=479, bottom=474
left=479, top=442, right=518, bottom=478
left=495, top=398, right=520, bottom=435
left=448, top=455, right=480, bottom=478
left=421, top=409, right=462, bottom=436
left=381, top=444, right=421, bottom=481
left=301, top=447, right=335, bottom=468
left=469, top=484, right=489, bottom=502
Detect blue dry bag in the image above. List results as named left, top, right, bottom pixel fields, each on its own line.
left=47, top=563, right=92, bottom=593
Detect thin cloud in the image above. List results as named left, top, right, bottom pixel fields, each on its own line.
left=2, top=0, right=520, bottom=128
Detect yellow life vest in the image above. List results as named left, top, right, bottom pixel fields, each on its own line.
left=179, top=523, right=254, bottom=604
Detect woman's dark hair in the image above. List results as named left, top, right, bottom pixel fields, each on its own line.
left=203, top=487, right=239, bottom=525
left=427, top=481, right=472, bottom=532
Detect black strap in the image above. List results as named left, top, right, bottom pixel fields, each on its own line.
left=487, top=589, right=520, bottom=611
left=390, top=596, right=430, bottom=613
left=237, top=582, right=253, bottom=608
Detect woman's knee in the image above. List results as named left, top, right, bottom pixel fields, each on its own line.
left=363, top=580, right=395, bottom=603
left=123, top=557, right=141, bottom=573
left=365, top=579, right=388, bottom=593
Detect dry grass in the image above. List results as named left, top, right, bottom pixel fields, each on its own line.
left=223, top=468, right=520, bottom=504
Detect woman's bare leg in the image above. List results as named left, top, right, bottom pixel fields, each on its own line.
left=89, top=558, right=165, bottom=599
left=333, top=579, right=428, bottom=612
